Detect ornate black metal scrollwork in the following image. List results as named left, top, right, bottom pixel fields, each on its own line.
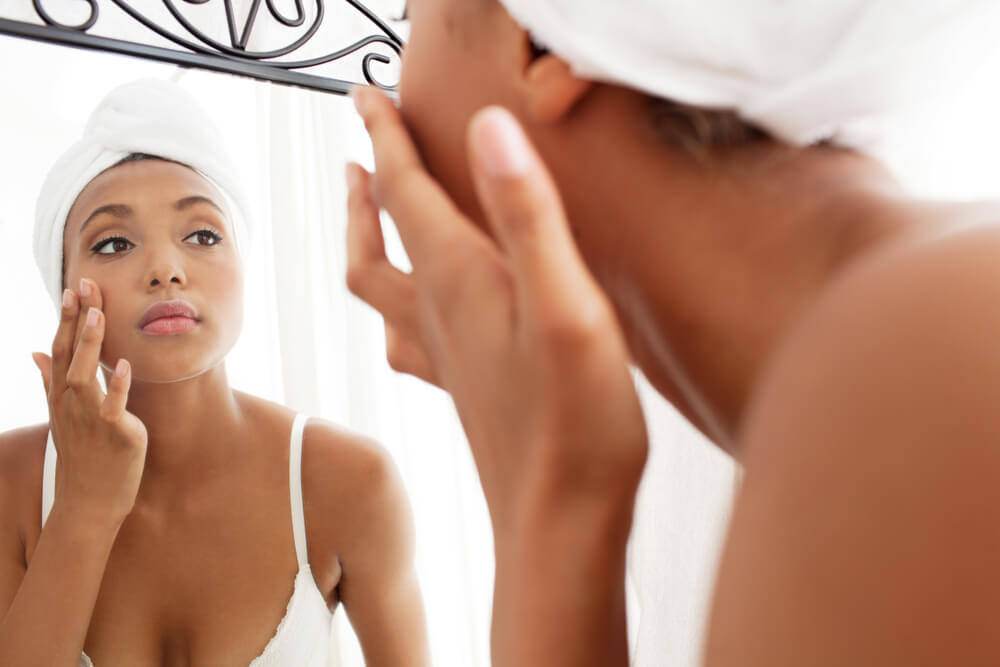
left=0, top=0, right=405, bottom=95
left=32, top=0, right=98, bottom=31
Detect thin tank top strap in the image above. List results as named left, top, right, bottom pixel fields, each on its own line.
left=41, top=431, right=57, bottom=528
left=288, top=414, right=310, bottom=568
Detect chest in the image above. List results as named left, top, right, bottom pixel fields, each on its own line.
left=81, top=505, right=326, bottom=666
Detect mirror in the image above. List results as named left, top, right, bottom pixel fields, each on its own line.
left=0, top=4, right=496, bottom=666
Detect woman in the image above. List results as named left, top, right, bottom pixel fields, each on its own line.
left=0, top=79, right=429, bottom=666
left=345, top=1, right=1000, bottom=665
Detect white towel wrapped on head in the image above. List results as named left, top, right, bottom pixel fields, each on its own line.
left=34, top=78, right=252, bottom=309
left=498, top=0, right=1000, bottom=151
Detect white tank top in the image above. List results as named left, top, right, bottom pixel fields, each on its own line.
left=40, top=414, right=333, bottom=667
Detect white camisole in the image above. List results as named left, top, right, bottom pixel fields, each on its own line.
left=40, top=414, right=333, bottom=667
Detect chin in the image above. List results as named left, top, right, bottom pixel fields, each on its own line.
left=137, top=367, right=215, bottom=384
left=105, top=351, right=227, bottom=385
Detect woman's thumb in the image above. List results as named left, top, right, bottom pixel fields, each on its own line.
left=467, top=106, right=599, bottom=315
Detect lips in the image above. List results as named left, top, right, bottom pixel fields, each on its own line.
left=139, top=300, right=200, bottom=336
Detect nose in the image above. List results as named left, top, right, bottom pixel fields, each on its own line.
left=144, top=259, right=187, bottom=290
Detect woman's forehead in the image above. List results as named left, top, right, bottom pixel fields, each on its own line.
left=66, top=159, right=231, bottom=235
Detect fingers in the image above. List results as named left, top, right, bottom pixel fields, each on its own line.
left=32, top=352, right=52, bottom=397
left=346, top=162, right=442, bottom=387
left=384, top=322, right=440, bottom=387
left=100, top=359, right=132, bottom=421
left=73, top=279, right=104, bottom=349
left=345, top=163, right=423, bottom=334
left=50, top=288, right=81, bottom=397
left=345, top=163, right=389, bottom=268
left=66, top=307, right=105, bottom=399
left=352, top=88, right=473, bottom=272
left=467, top=107, right=605, bottom=325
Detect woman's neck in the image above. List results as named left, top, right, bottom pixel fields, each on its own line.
left=540, top=86, right=934, bottom=449
left=109, top=363, right=245, bottom=481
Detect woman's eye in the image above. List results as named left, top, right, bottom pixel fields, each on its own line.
left=91, top=237, right=134, bottom=255
left=185, top=230, right=223, bottom=246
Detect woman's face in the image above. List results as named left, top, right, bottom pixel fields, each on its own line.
left=62, top=159, right=244, bottom=383
left=398, top=0, right=522, bottom=219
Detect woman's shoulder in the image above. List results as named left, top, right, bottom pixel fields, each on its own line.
left=233, top=391, right=393, bottom=477
left=300, top=418, right=400, bottom=514
left=712, top=222, right=1000, bottom=666
left=745, top=219, right=1000, bottom=460
left=296, top=417, right=410, bottom=592
left=0, top=423, right=48, bottom=486
left=233, top=391, right=402, bottom=528
left=0, top=424, right=49, bottom=547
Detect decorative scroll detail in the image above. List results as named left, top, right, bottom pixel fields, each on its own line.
left=33, top=0, right=98, bottom=31
left=19, top=0, right=404, bottom=91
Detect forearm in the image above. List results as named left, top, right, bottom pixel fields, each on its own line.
left=491, top=488, right=638, bottom=667
left=0, top=504, right=119, bottom=667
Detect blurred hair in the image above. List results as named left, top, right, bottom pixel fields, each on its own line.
left=528, top=33, right=769, bottom=152
left=649, top=98, right=768, bottom=152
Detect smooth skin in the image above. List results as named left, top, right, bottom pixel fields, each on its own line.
left=0, top=159, right=429, bottom=666
left=344, top=0, right=1000, bottom=665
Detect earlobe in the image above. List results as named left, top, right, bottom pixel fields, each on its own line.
left=524, top=54, right=593, bottom=123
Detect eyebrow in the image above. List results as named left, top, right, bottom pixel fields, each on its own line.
left=79, top=196, right=225, bottom=234
left=174, top=195, right=225, bottom=216
left=79, top=203, right=132, bottom=233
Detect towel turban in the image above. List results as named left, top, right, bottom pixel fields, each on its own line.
left=498, top=0, right=1000, bottom=151
left=34, top=78, right=252, bottom=309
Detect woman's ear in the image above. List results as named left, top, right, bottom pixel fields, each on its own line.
left=523, top=53, right=593, bottom=123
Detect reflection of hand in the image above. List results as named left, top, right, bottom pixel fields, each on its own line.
left=346, top=89, right=648, bottom=533
left=32, top=280, right=148, bottom=529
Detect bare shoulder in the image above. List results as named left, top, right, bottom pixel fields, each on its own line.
left=0, top=424, right=48, bottom=496
left=232, top=391, right=405, bottom=518
left=746, top=222, right=1000, bottom=458
left=0, top=424, right=49, bottom=556
left=300, top=419, right=404, bottom=524
left=707, top=225, right=1000, bottom=666
left=297, top=418, right=414, bottom=603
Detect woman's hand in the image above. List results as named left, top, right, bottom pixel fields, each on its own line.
left=32, top=279, right=147, bottom=529
left=346, top=90, right=648, bottom=533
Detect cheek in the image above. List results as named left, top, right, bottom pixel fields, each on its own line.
left=399, top=9, right=519, bottom=222
left=399, top=26, right=457, bottom=153
left=399, top=40, right=483, bottom=219
left=214, top=260, right=244, bottom=333
left=97, top=296, right=134, bottom=366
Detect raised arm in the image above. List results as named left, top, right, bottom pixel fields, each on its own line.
left=346, top=89, right=647, bottom=667
left=0, top=282, right=147, bottom=667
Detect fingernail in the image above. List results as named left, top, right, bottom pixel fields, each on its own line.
left=86, top=307, right=100, bottom=328
left=115, top=359, right=129, bottom=378
left=79, top=279, right=92, bottom=298
left=475, top=107, right=531, bottom=177
left=62, top=289, right=73, bottom=310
